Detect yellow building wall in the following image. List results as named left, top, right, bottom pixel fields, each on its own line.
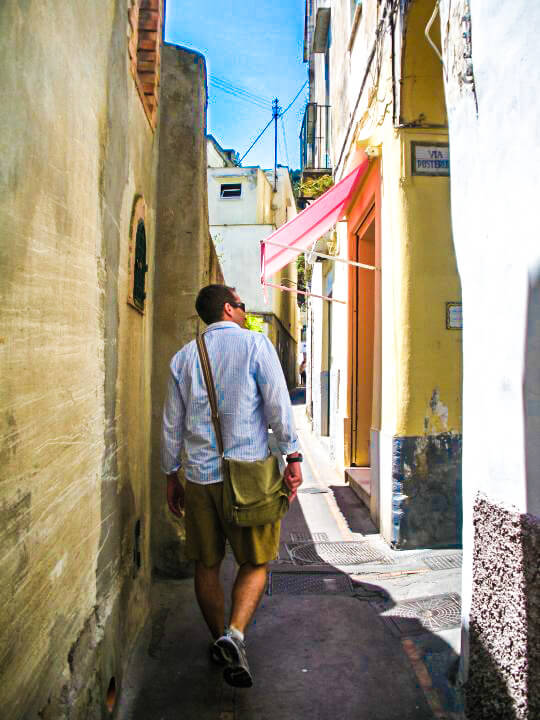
left=400, top=0, right=447, bottom=125
left=389, top=129, right=462, bottom=437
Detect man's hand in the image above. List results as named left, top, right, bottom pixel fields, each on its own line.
left=167, top=473, right=185, bottom=518
left=283, top=455, right=303, bottom=503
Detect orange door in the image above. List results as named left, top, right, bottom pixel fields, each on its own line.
left=350, top=209, right=376, bottom=466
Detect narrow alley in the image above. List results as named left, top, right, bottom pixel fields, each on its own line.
left=1, top=1, right=539, bottom=719
left=118, top=406, right=462, bottom=720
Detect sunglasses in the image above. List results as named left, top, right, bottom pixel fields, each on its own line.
left=229, top=301, right=246, bottom=312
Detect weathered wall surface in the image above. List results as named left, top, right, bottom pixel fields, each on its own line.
left=150, top=44, right=223, bottom=577
left=467, top=496, right=539, bottom=719
left=439, top=0, right=540, bottom=712
left=0, top=1, right=162, bottom=716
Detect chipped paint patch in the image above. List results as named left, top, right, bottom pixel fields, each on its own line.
left=425, top=388, right=449, bottom=433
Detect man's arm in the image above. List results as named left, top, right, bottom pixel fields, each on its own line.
left=161, top=365, right=186, bottom=517
left=254, top=337, right=303, bottom=496
left=283, top=453, right=303, bottom=500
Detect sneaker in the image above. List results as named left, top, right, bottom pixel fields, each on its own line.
left=215, top=632, right=253, bottom=688
left=209, top=640, right=231, bottom=666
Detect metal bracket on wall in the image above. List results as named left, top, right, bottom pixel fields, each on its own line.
left=263, top=239, right=379, bottom=271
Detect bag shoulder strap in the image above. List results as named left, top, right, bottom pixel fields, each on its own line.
left=196, top=334, right=225, bottom=457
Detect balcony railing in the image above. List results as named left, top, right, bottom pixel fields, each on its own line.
left=300, top=103, right=332, bottom=173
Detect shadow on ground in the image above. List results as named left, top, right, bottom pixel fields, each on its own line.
left=117, top=474, right=465, bottom=719
left=329, top=484, right=378, bottom=535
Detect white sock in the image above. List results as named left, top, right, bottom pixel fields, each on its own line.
left=228, top=625, right=244, bottom=643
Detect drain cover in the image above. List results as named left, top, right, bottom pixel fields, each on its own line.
left=267, top=572, right=353, bottom=595
left=288, top=541, right=387, bottom=566
left=371, top=593, right=461, bottom=635
left=423, top=553, right=463, bottom=571
left=297, top=487, right=329, bottom=494
left=289, top=531, right=329, bottom=542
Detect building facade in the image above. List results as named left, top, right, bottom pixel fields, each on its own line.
left=0, top=2, right=221, bottom=717
left=303, top=0, right=462, bottom=548
left=207, top=137, right=299, bottom=388
left=438, top=1, right=540, bottom=716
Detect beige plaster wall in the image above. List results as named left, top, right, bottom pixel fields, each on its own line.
left=150, top=44, right=223, bottom=576
left=0, top=1, right=161, bottom=716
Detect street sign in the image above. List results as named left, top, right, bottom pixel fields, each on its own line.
left=446, top=302, right=462, bottom=329
left=411, top=142, right=450, bottom=176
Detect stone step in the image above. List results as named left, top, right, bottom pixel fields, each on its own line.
left=345, top=466, right=371, bottom=508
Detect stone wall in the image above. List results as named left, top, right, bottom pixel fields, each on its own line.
left=150, top=44, right=222, bottom=577
left=467, top=496, right=539, bottom=719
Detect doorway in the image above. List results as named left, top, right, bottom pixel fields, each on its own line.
left=350, top=207, right=376, bottom=466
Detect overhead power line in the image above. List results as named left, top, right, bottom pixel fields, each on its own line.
left=210, top=75, right=272, bottom=105
left=210, top=83, right=269, bottom=111
left=280, top=115, right=290, bottom=168
left=239, top=117, right=274, bottom=163
left=280, top=80, right=308, bottom=117
left=238, top=80, right=309, bottom=164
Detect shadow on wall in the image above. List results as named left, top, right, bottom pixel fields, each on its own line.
left=525, top=275, right=540, bottom=517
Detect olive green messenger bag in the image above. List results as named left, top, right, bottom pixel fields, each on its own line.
left=196, top=334, right=290, bottom=528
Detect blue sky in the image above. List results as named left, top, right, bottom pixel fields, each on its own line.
left=165, top=0, right=307, bottom=170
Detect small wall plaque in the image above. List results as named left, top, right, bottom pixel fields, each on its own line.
left=446, top=302, right=462, bottom=329
left=412, top=142, right=450, bottom=176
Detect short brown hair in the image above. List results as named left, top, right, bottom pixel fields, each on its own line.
left=195, top=284, right=237, bottom=325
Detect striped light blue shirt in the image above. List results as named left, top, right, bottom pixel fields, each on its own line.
left=161, top=321, right=299, bottom=484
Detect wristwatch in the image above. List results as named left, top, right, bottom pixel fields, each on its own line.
left=286, top=453, right=303, bottom=463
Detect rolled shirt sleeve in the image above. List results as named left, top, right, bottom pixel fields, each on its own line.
left=254, top=335, right=300, bottom=455
left=161, top=363, right=185, bottom=474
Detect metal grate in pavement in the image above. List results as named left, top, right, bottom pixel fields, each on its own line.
left=371, top=593, right=461, bottom=636
left=267, top=571, right=354, bottom=595
left=289, top=531, right=329, bottom=543
left=297, top=486, right=329, bottom=494
left=423, top=553, right=463, bottom=571
left=287, top=541, right=388, bottom=566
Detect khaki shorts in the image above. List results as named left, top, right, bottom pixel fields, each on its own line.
left=185, top=480, right=281, bottom=568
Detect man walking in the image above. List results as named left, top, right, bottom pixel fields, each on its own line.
left=161, top=284, right=303, bottom=688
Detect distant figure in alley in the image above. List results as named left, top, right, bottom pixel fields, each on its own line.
left=161, top=284, right=303, bottom=687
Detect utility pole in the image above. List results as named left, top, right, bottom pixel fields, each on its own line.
left=272, top=97, right=279, bottom=192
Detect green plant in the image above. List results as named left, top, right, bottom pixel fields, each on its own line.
left=245, top=314, right=264, bottom=333
left=296, top=254, right=312, bottom=310
left=298, top=174, right=334, bottom=198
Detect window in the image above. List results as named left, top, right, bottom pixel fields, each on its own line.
left=220, top=183, right=242, bottom=199
left=128, top=197, right=149, bottom=313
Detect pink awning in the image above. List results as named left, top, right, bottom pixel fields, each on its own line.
left=260, top=158, right=369, bottom=284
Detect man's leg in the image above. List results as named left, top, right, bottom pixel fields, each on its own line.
left=194, top=560, right=225, bottom=640
left=229, top=562, right=268, bottom=634
left=215, top=562, right=267, bottom=688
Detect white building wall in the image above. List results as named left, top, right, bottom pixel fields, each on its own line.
left=208, top=167, right=261, bottom=226
left=310, top=263, right=324, bottom=436
left=207, top=141, right=227, bottom=168
left=328, top=221, right=349, bottom=469
left=439, top=0, right=540, bottom=708
left=209, top=224, right=275, bottom=313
